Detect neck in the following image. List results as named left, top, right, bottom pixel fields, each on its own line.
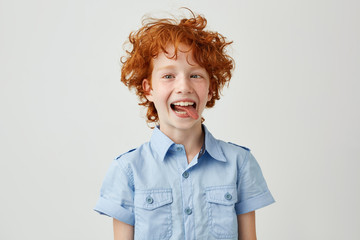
left=159, top=123, right=204, bottom=164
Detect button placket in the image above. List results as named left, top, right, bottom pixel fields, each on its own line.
left=174, top=143, right=196, bottom=239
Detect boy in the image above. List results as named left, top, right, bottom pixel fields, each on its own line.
left=94, top=10, right=274, bottom=240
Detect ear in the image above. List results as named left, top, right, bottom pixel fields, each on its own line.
left=142, top=79, right=153, bottom=102
left=207, top=85, right=213, bottom=102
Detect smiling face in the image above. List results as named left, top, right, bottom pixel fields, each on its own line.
left=142, top=44, right=212, bottom=135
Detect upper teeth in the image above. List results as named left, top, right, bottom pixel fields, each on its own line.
left=173, top=102, right=194, bottom=106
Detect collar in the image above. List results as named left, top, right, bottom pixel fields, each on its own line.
left=202, top=125, right=227, bottom=162
left=149, top=126, right=175, bottom=162
left=149, top=125, right=227, bottom=162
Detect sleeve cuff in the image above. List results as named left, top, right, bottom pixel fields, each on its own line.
left=94, top=197, right=135, bottom=226
left=235, top=190, right=275, bottom=215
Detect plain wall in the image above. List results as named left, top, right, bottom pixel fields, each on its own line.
left=1, top=0, right=359, bottom=239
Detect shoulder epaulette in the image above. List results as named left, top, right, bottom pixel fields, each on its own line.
left=227, top=142, right=251, bottom=151
left=115, top=148, right=137, bottom=160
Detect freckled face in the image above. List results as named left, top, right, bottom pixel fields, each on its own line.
left=142, top=45, right=212, bottom=134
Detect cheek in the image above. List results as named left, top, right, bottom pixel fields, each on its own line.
left=152, top=89, right=169, bottom=106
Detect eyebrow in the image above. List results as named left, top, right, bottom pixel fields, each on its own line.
left=154, top=65, right=176, bottom=71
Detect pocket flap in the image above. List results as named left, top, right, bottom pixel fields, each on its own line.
left=134, top=188, right=173, bottom=210
left=205, top=185, right=237, bottom=205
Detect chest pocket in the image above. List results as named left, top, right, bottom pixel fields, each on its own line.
left=205, top=185, right=238, bottom=239
left=134, top=189, right=173, bottom=240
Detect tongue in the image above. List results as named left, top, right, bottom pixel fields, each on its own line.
left=174, top=105, right=199, bottom=119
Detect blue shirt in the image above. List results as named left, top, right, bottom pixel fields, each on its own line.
left=94, top=125, right=274, bottom=240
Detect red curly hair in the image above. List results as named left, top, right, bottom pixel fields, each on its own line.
left=120, top=10, right=234, bottom=124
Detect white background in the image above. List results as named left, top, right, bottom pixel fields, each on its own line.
left=1, top=0, right=359, bottom=239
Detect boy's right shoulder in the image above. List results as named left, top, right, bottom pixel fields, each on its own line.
left=114, top=142, right=149, bottom=162
left=115, top=148, right=137, bottom=160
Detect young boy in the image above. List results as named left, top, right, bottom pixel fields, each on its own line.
left=94, top=10, right=274, bottom=240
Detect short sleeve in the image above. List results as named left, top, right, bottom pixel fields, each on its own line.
left=94, top=159, right=135, bottom=225
left=235, top=151, right=275, bottom=215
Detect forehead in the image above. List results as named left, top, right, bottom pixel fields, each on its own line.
left=152, top=44, right=199, bottom=68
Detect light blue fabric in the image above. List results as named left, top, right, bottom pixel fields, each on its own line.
left=94, top=125, right=274, bottom=240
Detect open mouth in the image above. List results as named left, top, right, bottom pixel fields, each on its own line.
left=170, top=101, right=196, bottom=110
left=170, top=101, right=199, bottom=119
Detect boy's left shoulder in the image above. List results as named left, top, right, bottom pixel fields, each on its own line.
left=226, top=141, right=251, bottom=152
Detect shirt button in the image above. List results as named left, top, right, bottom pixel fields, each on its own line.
left=224, top=192, right=232, bottom=201
left=184, top=207, right=192, bottom=215
left=176, top=146, right=182, bottom=151
left=182, top=171, right=189, bottom=179
left=146, top=196, right=154, bottom=204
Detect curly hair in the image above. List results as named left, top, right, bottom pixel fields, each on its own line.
left=120, top=10, right=234, bottom=124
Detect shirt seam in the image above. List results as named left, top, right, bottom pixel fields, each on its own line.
left=238, top=149, right=250, bottom=174
left=116, top=158, right=135, bottom=187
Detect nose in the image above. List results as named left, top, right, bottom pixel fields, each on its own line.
left=175, top=75, right=193, bottom=94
